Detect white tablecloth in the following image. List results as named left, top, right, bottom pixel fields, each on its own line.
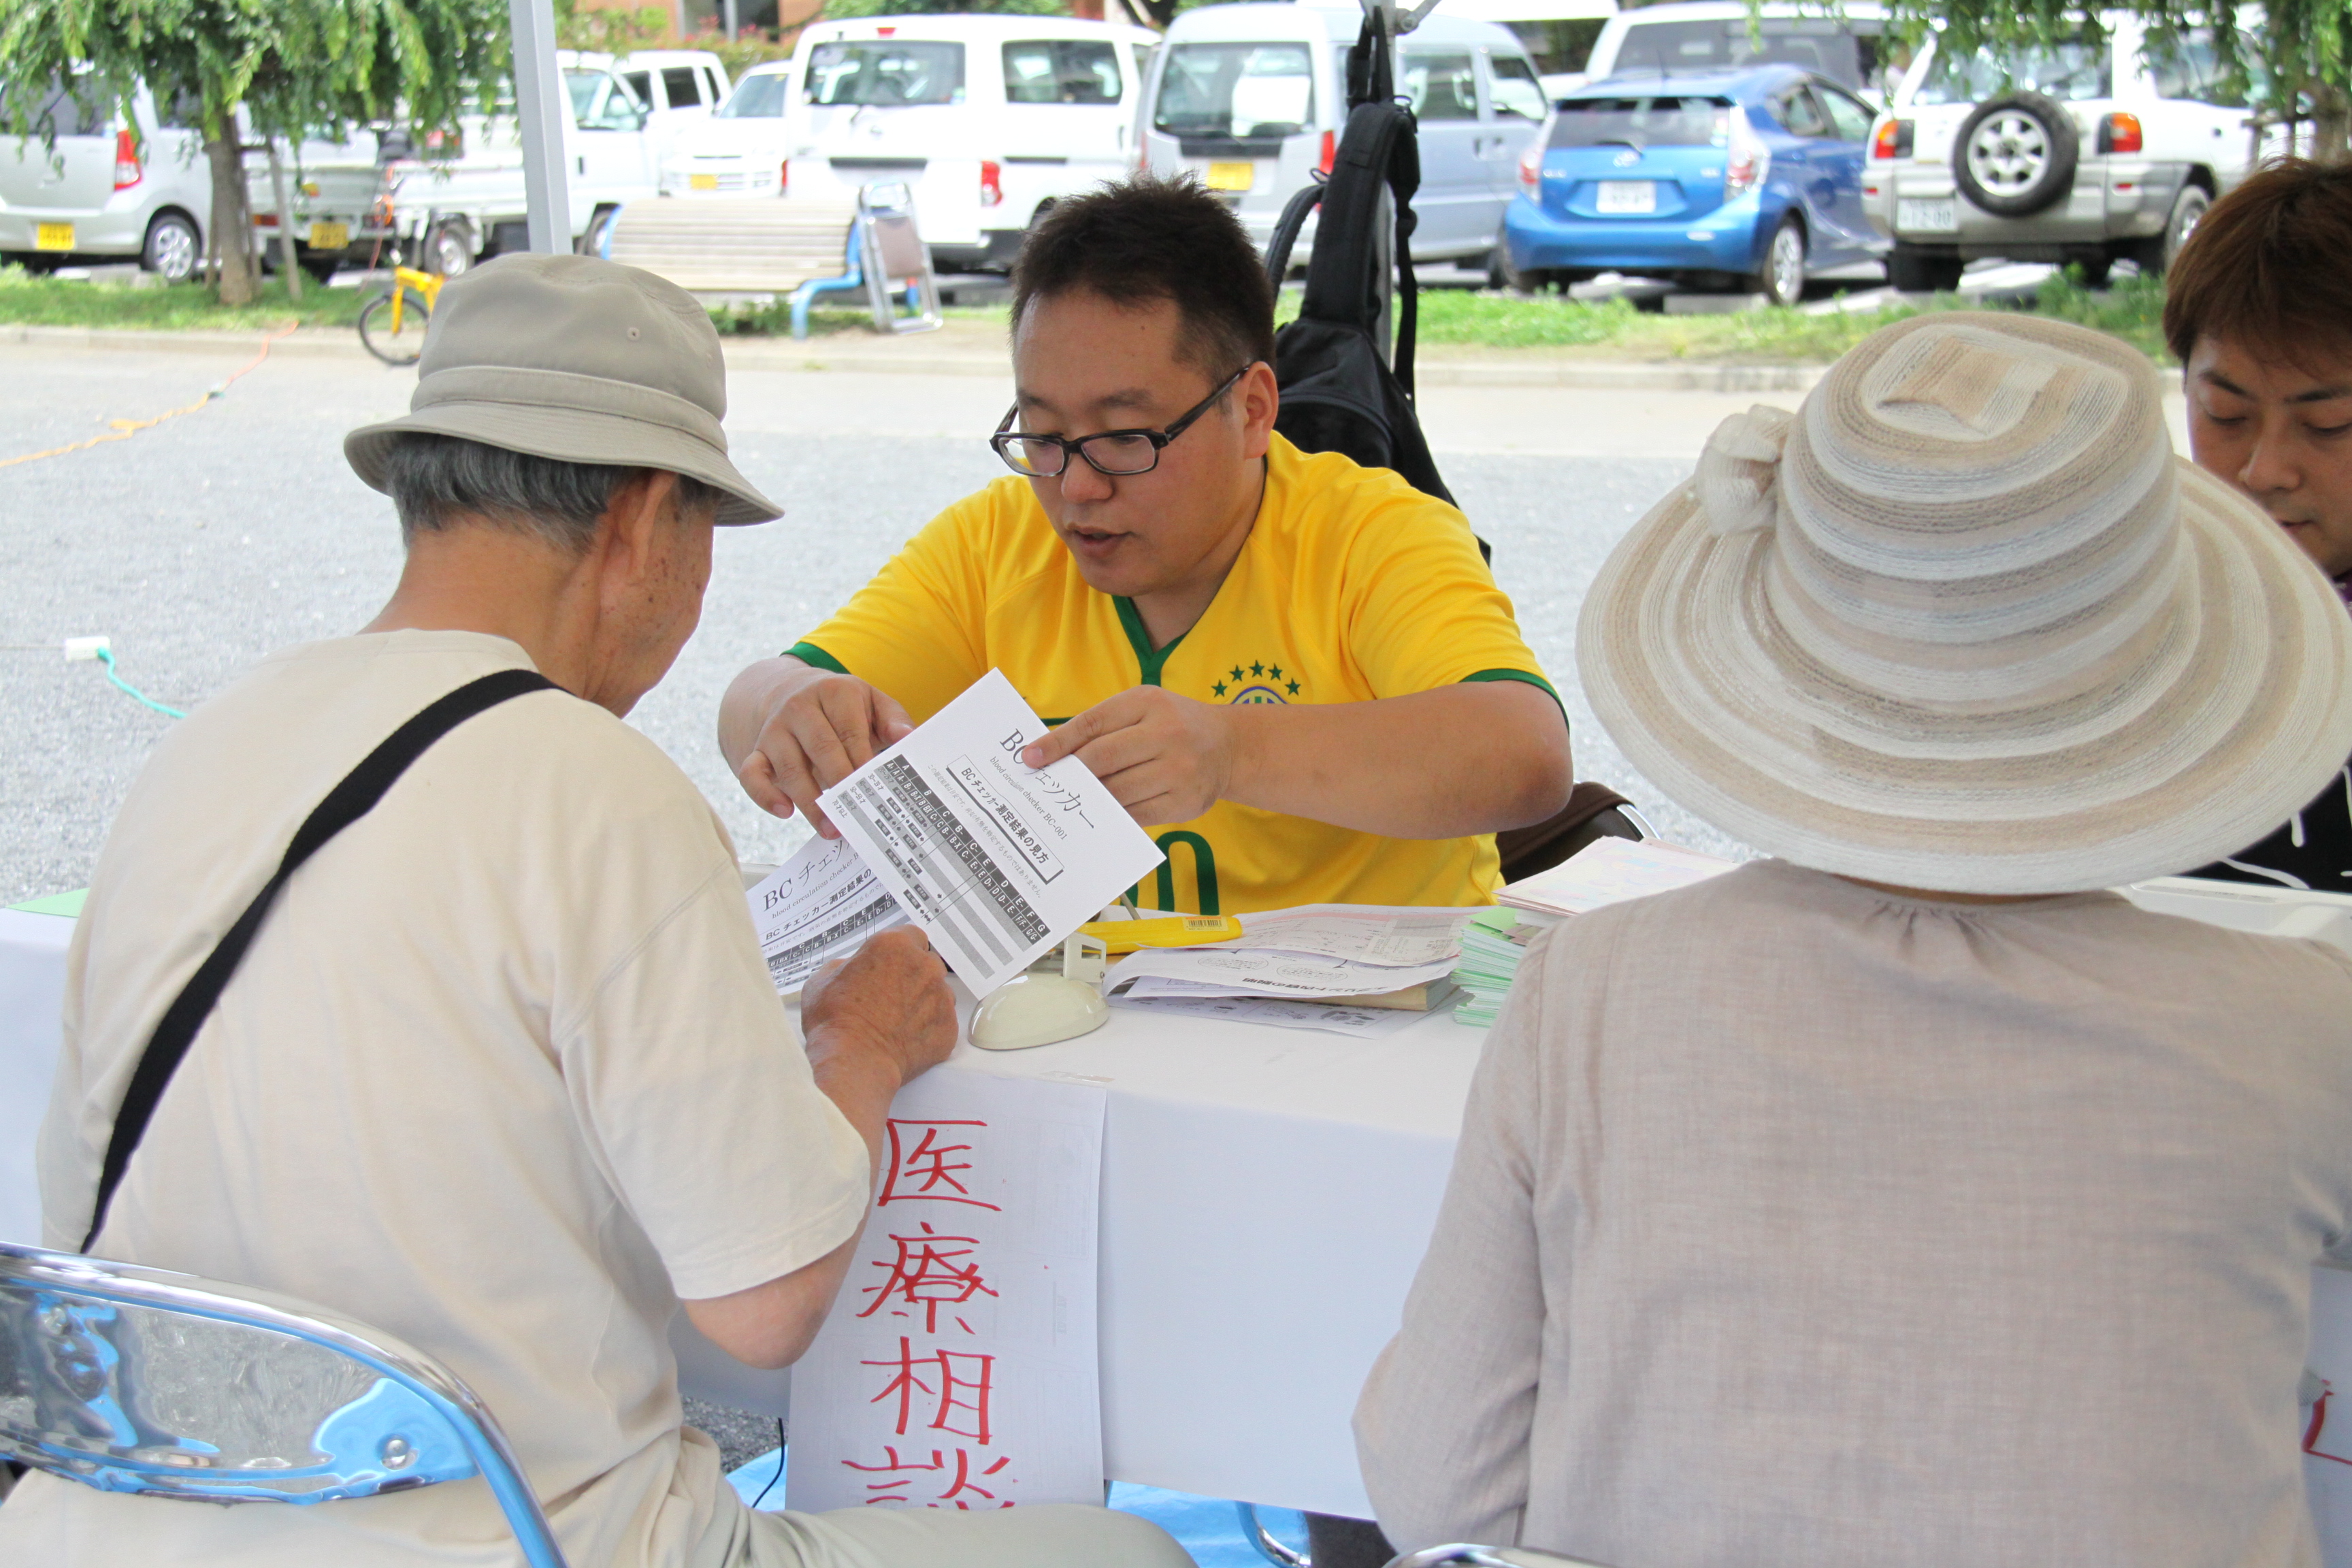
left=7, top=884, right=2352, bottom=1541
left=0, top=909, right=71, bottom=1252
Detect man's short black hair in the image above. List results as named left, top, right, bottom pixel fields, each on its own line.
left=1010, top=174, right=1276, bottom=377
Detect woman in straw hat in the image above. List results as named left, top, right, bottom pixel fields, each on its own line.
left=1354, top=310, right=2352, bottom=1568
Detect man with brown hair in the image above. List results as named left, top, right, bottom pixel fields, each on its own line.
left=2167, top=159, right=2352, bottom=889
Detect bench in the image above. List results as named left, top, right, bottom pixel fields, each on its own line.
left=599, top=188, right=942, bottom=340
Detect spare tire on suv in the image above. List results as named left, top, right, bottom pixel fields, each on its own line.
left=1953, top=92, right=2078, bottom=217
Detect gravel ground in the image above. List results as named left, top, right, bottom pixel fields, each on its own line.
left=0, top=342, right=1741, bottom=905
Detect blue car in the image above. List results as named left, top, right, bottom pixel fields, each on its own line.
left=1501, top=64, right=1886, bottom=305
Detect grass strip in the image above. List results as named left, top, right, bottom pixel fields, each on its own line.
left=1, top=261, right=2171, bottom=365
left=0, top=266, right=370, bottom=331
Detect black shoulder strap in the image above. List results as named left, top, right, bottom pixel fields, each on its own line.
left=81, top=668, right=560, bottom=1252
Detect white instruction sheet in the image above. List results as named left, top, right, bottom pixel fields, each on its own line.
left=817, top=670, right=1166, bottom=996
left=745, top=836, right=909, bottom=997
left=1105, top=947, right=1457, bottom=1000
left=785, top=1070, right=1107, bottom=1514
left=1109, top=991, right=1439, bottom=1038
left=1198, top=904, right=1473, bottom=966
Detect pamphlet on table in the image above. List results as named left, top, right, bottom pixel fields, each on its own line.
left=813, top=670, right=1166, bottom=996
left=1109, top=991, right=1435, bottom=1038
left=1101, top=902, right=1473, bottom=1007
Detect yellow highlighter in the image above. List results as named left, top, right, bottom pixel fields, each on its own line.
left=1078, top=914, right=1243, bottom=955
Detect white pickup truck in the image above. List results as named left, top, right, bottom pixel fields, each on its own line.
left=248, top=54, right=672, bottom=276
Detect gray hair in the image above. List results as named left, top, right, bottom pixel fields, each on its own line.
left=380, top=433, right=724, bottom=553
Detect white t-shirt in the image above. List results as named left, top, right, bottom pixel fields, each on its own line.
left=3, top=630, right=870, bottom=1568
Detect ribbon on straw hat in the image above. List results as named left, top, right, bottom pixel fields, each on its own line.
left=1576, top=310, right=2352, bottom=894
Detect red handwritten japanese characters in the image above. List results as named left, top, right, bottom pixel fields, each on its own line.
left=843, top=1121, right=1015, bottom=1506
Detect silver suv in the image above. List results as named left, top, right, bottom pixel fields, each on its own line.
left=1863, top=19, right=2266, bottom=290
left=0, top=77, right=210, bottom=280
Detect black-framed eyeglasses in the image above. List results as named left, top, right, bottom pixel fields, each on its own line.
left=989, top=365, right=1251, bottom=479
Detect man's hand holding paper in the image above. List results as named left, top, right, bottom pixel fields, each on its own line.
left=726, top=661, right=915, bottom=838
left=1019, top=683, right=1237, bottom=828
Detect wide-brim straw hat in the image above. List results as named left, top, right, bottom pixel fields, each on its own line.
left=1578, top=310, right=2352, bottom=894
left=345, top=252, right=781, bottom=525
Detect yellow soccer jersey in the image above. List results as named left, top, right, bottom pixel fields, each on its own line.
left=789, top=434, right=1561, bottom=914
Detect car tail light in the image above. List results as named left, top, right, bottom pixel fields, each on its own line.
left=981, top=160, right=1004, bottom=208
left=1871, top=118, right=1913, bottom=159
left=1725, top=105, right=1770, bottom=197
left=112, top=127, right=140, bottom=190
left=780, top=158, right=789, bottom=195
left=255, top=211, right=278, bottom=228
left=2099, top=112, right=2143, bottom=154
left=1318, top=129, right=1336, bottom=174
left=1518, top=110, right=1554, bottom=194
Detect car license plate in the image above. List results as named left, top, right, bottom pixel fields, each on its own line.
left=690, top=173, right=719, bottom=191
left=1205, top=161, right=1254, bottom=193
left=306, top=220, right=349, bottom=251
left=1596, top=180, right=1655, bottom=215
left=1898, top=197, right=1956, bottom=233
left=35, top=222, right=74, bottom=251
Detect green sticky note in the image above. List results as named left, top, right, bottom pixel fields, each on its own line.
left=9, top=889, right=86, bottom=917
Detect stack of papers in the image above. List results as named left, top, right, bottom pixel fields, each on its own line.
left=1103, top=903, right=1476, bottom=1037
left=1452, top=838, right=1740, bottom=1028
left=1451, top=906, right=1556, bottom=1028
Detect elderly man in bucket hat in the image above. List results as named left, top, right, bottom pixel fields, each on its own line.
left=3, top=255, right=1192, bottom=1568
left=1355, top=312, right=2352, bottom=1567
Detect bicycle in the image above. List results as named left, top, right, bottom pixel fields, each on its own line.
left=357, top=263, right=444, bottom=366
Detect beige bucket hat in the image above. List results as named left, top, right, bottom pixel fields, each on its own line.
left=1577, top=310, right=2352, bottom=894
left=344, top=252, right=781, bottom=525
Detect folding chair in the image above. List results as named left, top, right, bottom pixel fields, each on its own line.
left=0, top=1240, right=566, bottom=1568
left=1384, top=1547, right=1617, bottom=1567
left=855, top=181, right=943, bottom=337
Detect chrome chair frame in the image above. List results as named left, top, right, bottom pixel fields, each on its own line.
left=0, top=1241, right=567, bottom=1568
left=1384, top=1546, right=1616, bottom=1567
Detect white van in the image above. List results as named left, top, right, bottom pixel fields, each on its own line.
left=762, top=15, right=1160, bottom=272
left=612, top=48, right=732, bottom=153
left=1138, top=1, right=1550, bottom=266
left=1435, top=0, right=1618, bottom=101
left=251, top=55, right=663, bottom=277
left=1582, top=0, right=1895, bottom=99
left=661, top=60, right=796, bottom=197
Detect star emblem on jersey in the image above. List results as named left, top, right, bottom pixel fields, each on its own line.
left=1217, top=655, right=1296, bottom=706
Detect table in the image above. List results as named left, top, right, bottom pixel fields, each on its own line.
left=9, top=883, right=2352, bottom=1544
left=680, top=992, right=1480, bottom=1518
left=0, top=909, right=71, bottom=1252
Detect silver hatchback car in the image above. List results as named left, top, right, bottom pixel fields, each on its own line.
left=0, top=77, right=210, bottom=280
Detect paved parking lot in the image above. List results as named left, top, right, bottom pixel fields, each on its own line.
left=0, top=336, right=1833, bottom=904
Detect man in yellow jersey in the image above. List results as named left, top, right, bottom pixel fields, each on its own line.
left=717, top=176, right=1572, bottom=914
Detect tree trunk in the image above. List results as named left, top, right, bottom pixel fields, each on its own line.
left=2313, top=83, right=2351, bottom=164
left=204, top=132, right=256, bottom=306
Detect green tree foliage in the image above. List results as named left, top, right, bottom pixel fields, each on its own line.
left=1884, top=0, right=2352, bottom=161
left=0, top=0, right=508, bottom=302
